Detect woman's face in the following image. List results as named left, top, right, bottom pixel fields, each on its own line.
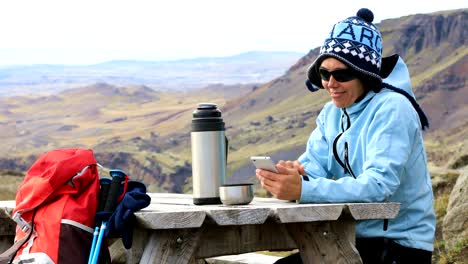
left=320, top=58, right=365, bottom=108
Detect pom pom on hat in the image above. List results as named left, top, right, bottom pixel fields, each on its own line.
left=357, top=8, right=374, bottom=23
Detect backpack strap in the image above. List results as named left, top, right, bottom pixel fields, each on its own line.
left=0, top=210, right=36, bottom=264
left=0, top=233, right=30, bottom=264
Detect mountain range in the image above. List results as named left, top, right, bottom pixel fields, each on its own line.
left=0, top=51, right=303, bottom=96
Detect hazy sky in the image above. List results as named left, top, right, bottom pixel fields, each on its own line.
left=0, top=0, right=466, bottom=65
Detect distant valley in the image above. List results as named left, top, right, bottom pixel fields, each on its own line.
left=0, top=51, right=303, bottom=96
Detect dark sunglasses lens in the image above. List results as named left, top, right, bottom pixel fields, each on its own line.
left=319, top=68, right=356, bottom=82
left=332, top=69, right=355, bottom=82
left=319, top=69, right=331, bottom=81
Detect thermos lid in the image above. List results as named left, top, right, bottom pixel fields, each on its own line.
left=192, top=103, right=225, bottom=131
left=197, top=103, right=217, bottom=109
left=192, top=103, right=222, bottom=119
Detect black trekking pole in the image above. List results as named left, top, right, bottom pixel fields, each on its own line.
left=90, top=170, right=126, bottom=264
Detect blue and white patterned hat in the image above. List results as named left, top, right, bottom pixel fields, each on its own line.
left=307, top=8, right=383, bottom=91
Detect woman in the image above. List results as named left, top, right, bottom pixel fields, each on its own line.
left=256, top=8, right=435, bottom=264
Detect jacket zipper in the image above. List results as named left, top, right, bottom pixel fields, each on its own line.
left=333, top=108, right=356, bottom=178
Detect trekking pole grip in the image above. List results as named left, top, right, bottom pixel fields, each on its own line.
left=104, top=170, right=125, bottom=212
left=98, top=178, right=112, bottom=212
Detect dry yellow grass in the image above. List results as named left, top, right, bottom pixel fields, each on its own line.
left=0, top=175, right=23, bottom=200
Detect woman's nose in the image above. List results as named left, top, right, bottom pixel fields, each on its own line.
left=328, top=75, right=339, bottom=87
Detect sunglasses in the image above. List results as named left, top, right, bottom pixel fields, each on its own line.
left=319, top=68, right=356, bottom=82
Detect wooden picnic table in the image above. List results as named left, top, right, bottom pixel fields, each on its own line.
left=0, top=194, right=399, bottom=264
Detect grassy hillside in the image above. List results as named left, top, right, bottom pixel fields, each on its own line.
left=0, top=84, right=251, bottom=156
left=0, top=170, right=23, bottom=200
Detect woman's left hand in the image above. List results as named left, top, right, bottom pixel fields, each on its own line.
left=256, top=163, right=302, bottom=200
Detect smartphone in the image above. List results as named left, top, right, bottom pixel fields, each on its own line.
left=251, top=156, right=278, bottom=173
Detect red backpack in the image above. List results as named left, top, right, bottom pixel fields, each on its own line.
left=0, top=148, right=103, bottom=264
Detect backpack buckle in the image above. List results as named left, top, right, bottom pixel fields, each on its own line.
left=12, top=212, right=31, bottom=233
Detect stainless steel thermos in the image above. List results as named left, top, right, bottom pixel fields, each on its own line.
left=191, top=103, right=227, bottom=205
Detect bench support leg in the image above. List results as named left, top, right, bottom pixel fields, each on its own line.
left=286, top=220, right=362, bottom=264
left=139, top=227, right=203, bottom=264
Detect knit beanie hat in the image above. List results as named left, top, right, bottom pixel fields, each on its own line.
left=307, top=8, right=383, bottom=92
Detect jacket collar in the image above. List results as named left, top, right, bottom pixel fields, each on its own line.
left=342, top=90, right=376, bottom=116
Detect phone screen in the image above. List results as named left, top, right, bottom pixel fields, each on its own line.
left=251, top=156, right=278, bottom=173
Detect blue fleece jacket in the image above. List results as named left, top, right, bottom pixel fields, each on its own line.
left=298, top=56, right=436, bottom=251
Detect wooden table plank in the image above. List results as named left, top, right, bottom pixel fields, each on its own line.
left=136, top=210, right=207, bottom=229
left=205, top=207, right=271, bottom=225
left=147, top=193, right=194, bottom=205
left=137, top=194, right=402, bottom=229
left=345, top=203, right=400, bottom=220
left=275, top=204, right=345, bottom=222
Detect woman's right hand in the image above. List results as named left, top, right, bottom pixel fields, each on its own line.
left=278, top=160, right=305, bottom=176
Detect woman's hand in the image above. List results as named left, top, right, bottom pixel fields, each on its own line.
left=255, top=160, right=304, bottom=200
left=277, top=160, right=306, bottom=175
